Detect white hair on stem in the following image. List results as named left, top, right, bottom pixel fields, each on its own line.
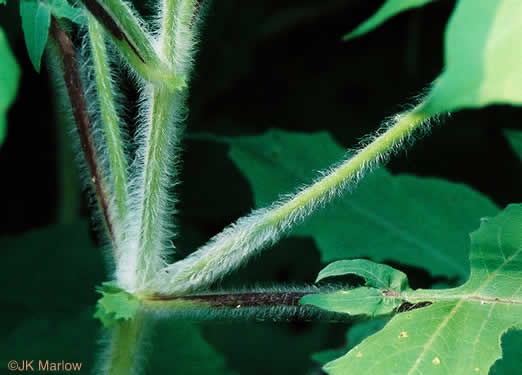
left=85, top=15, right=133, bottom=257
left=140, top=284, right=351, bottom=322
left=150, top=106, right=437, bottom=295
left=117, top=0, right=203, bottom=292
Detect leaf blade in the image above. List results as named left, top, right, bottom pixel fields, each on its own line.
left=343, top=0, right=434, bottom=41
left=316, top=259, right=409, bottom=292
left=301, top=287, right=402, bottom=317
left=20, top=0, right=52, bottom=72
left=0, top=27, right=20, bottom=146
left=317, top=204, right=522, bottom=375
left=423, top=0, right=522, bottom=113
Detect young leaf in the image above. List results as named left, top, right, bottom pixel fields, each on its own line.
left=315, top=259, right=409, bottom=292
left=422, top=0, right=522, bottom=113
left=343, top=0, right=434, bottom=41
left=0, top=27, right=20, bottom=147
left=302, top=259, right=409, bottom=317
left=309, top=204, right=522, bottom=375
left=504, top=129, right=522, bottom=163
left=302, top=287, right=402, bottom=317
left=20, top=0, right=52, bottom=72
left=220, top=130, right=498, bottom=282
left=94, top=282, right=140, bottom=328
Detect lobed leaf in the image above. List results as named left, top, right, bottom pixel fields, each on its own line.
left=0, top=27, right=20, bottom=147
left=308, top=204, right=522, bottom=375
left=94, top=282, right=140, bottom=328
left=343, top=0, right=434, bottom=41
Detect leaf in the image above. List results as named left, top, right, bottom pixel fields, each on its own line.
left=311, top=318, right=389, bottom=366
left=1, top=223, right=236, bottom=374
left=47, top=0, right=85, bottom=24
left=490, top=329, right=522, bottom=374
left=302, top=259, right=408, bottom=316
left=149, top=321, right=238, bottom=375
left=0, top=27, right=20, bottom=147
left=422, top=0, right=522, bottom=113
left=310, top=204, right=522, bottom=375
left=302, top=287, right=402, bottom=317
left=1, top=222, right=105, bottom=371
left=344, top=0, right=522, bottom=112
left=343, top=0, right=434, bottom=41
left=0, top=310, right=100, bottom=372
left=1, top=221, right=105, bottom=313
left=20, top=0, right=51, bottom=72
left=94, top=282, right=140, bottom=328
left=504, top=129, right=522, bottom=163
left=315, top=259, right=409, bottom=292
left=219, top=129, right=498, bottom=282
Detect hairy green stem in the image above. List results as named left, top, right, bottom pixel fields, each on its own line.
left=134, top=0, right=198, bottom=287
left=136, top=87, right=177, bottom=284
left=88, top=14, right=129, bottom=230
left=155, top=108, right=431, bottom=294
left=104, top=312, right=146, bottom=375
left=81, top=0, right=184, bottom=89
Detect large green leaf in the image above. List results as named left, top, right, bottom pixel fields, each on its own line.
left=220, top=129, right=498, bottom=282
left=0, top=27, right=20, bottom=147
left=148, top=321, right=238, bottom=375
left=423, top=0, right=522, bottom=113
left=343, top=0, right=434, bottom=41
left=304, top=204, right=522, bottom=375
left=1, top=222, right=236, bottom=374
left=20, top=0, right=51, bottom=72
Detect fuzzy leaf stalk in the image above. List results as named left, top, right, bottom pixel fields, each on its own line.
left=116, top=0, right=203, bottom=292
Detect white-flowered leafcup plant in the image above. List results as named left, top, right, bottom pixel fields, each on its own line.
left=3, top=0, right=521, bottom=374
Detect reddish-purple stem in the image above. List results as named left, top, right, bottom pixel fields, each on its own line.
left=50, top=19, right=115, bottom=247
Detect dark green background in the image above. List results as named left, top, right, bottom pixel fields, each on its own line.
left=1, top=0, right=521, bottom=374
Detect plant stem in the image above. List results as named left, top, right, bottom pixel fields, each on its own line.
left=155, top=108, right=431, bottom=294
left=104, top=312, right=146, bottom=375
left=81, top=0, right=184, bottom=90
left=88, top=13, right=129, bottom=234
left=49, top=18, right=115, bottom=246
left=130, top=0, right=199, bottom=290
left=140, top=289, right=348, bottom=321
